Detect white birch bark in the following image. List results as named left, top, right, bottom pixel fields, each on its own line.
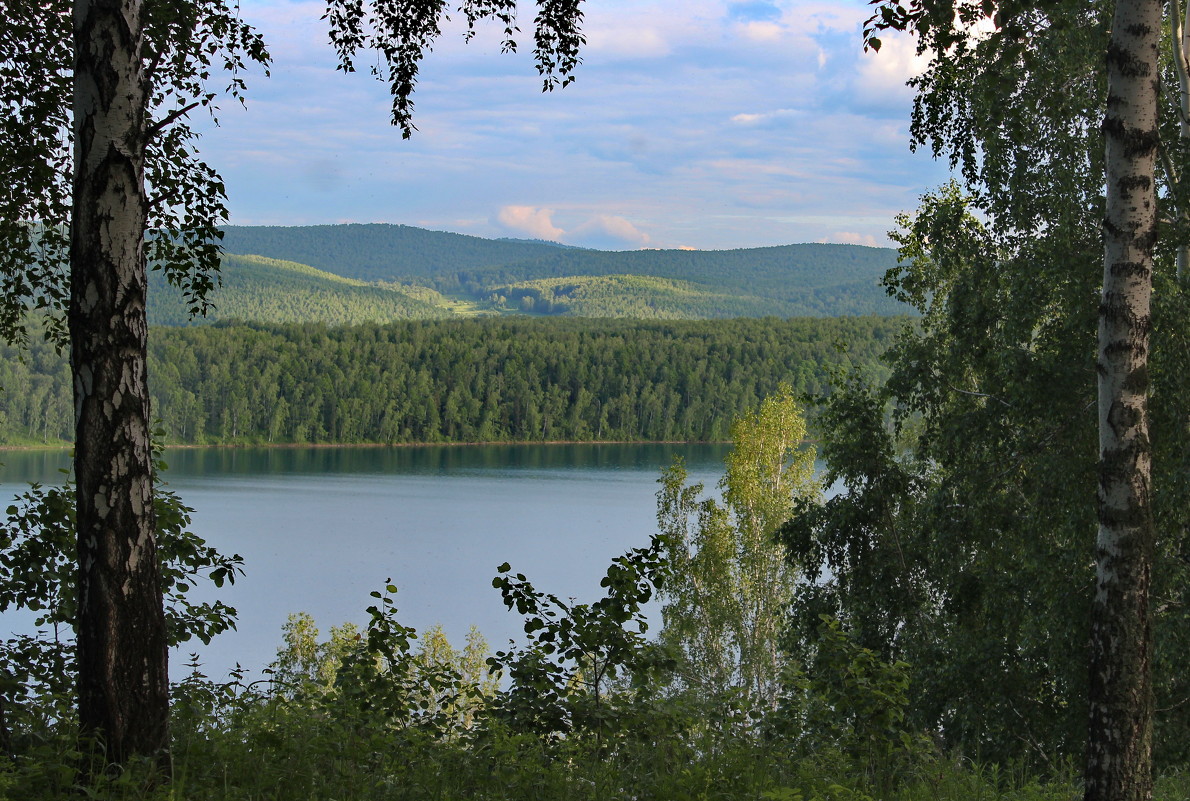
left=1086, top=0, right=1159, bottom=797
left=70, top=0, right=170, bottom=770
left=1168, top=0, right=1190, bottom=281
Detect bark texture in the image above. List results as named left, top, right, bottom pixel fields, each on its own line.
left=1171, top=0, right=1190, bottom=281
left=70, top=0, right=170, bottom=768
left=1087, top=0, right=1159, bottom=797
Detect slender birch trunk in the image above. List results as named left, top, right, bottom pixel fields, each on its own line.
left=1086, top=0, right=1159, bottom=797
left=70, top=0, right=171, bottom=769
left=1169, top=0, right=1190, bottom=281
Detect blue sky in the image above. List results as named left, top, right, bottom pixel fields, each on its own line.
left=195, top=0, right=953, bottom=250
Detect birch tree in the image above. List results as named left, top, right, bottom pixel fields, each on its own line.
left=1088, top=0, right=1161, bottom=796
left=834, top=0, right=1188, bottom=790
left=4, top=0, right=584, bottom=769
left=5, top=0, right=270, bottom=767
left=70, top=0, right=169, bottom=764
left=657, top=386, right=817, bottom=711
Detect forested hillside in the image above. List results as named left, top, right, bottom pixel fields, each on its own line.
left=220, top=224, right=571, bottom=280
left=450, top=242, right=902, bottom=315
left=0, top=316, right=899, bottom=447
left=148, top=254, right=454, bottom=326
left=216, top=223, right=905, bottom=318
left=487, top=274, right=799, bottom=318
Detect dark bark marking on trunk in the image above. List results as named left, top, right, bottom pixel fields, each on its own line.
left=70, top=0, right=170, bottom=773
left=1087, top=0, right=1158, bottom=798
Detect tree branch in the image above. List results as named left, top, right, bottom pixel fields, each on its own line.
left=946, top=384, right=1012, bottom=408
left=146, top=187, right=181, bottom=211
left=146, top=101, right=200, bottom=141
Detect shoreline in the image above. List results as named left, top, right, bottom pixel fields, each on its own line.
left=0, top=439, right=731, bottom=453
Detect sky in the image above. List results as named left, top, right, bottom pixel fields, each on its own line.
left=193, top=0, right=954, bottom=251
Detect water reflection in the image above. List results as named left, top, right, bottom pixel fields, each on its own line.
left=1, top=442, right=733, bottom=485
left=0, top=443, right=737, bottom=679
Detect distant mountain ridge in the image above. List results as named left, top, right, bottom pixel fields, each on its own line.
left=149, top=223, right=907, bottom=324
left=220, top=224, right=570, bottom=281
left=464, top=242, right=903, bottom=316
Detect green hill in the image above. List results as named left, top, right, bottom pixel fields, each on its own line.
left=218, top=224, right=907, bottom=319
left=456, top=244, right=904, bottom=316
left=148, top=253, right=457, bottom=326
left=219, top=223, right=573, bottom=282
left=489, top=274, right=799, bottom=318
left=466, top=242, right=894, bottom=291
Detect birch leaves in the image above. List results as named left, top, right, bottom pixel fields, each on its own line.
left=657, top=386, right=817, bottom=710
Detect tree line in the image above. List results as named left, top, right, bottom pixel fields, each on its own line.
left=0, top=316, right=899, bottom=448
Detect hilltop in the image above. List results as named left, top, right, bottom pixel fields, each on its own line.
left=146, top=223, right=906, bottom=324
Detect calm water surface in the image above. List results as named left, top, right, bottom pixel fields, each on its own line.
left=0, top=444, right=731, bottom=680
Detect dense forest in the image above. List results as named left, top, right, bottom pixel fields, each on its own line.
left=145, top=257, right=848, bottom=325
left=488, top=274, right=816, bottom=318
left=0, top=316, right=898, bottom=447
left=136, top=228, right=910, bottom=325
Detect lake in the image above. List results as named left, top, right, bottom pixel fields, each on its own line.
left=0, top=444, right=732, bottom=681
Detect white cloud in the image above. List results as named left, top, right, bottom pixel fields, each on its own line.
left=729, top=108, right=800, bottom=126
left=737, top=21, right=784, bottom=42
left=585, top=25, right=673, bottom=58
left=826, top=231, right=881, bottom=247
left=496, top=206, right=565, bottom=241
left=573, top=214, right=652, bottom=248
left=731, top=112, right=767, bottom=126
left=493, top=207, right=653, bottom=250
left=855, top=31, right=930, bottom=101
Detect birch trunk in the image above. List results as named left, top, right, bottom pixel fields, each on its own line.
left=1169, top=0, right=1190, bottom=281
left=1086, top=0, right=1159, bottom=797
left=70, top=0, right=170, bottom=768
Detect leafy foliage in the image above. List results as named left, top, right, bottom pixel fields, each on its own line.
left=657, top=386, right=817, bottom=710
left=774, top=616, right=924, bottom=796
left=0, top=466, right=241, bottom=649
left=0, top=1, right=270, bottom=347
left=0, top=0, right=71, bottom=347
left=151, top=578, right=1121, bottom=801
left=780, top=186, right=1190, bottom=769
left=0, top=457, right=242, bottom=749
left=324, top=0, right=582, bottom=137
left=842, top=1, right=1189, bottom=785
left=488, top=535, right=669, bottom=746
